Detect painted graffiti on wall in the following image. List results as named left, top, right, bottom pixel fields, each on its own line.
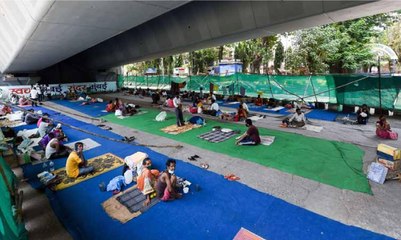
left=0, top=82, right=116, bottom=98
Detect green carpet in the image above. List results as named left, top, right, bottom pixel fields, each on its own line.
left=104, top=109, right=371, bottom=194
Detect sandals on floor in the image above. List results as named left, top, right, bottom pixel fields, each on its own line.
left=224, top=173, right=240, bottom=181
left=200, top=163, right=209, bottom=169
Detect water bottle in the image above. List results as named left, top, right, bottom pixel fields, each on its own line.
left=49, top=161, right=55, bottom=172
left=42, top=162, right=48, bottom=171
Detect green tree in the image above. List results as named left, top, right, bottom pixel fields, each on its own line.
left=274, top=41, right=284, bottom=74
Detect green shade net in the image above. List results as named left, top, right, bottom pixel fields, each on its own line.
left=0, top=156, right=27, bottom=240
left=120, top=73, right=401, bottom=110
left=103, top=109, right=371, bottom=194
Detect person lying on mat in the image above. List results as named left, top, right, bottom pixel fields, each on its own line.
left=137, top=158, right=160, bottom=206
left=376, top=115, right=398, bottom=140
left=282, top=108, right=306, bottom=128
left=45, top=135, right=72, bottom=160
left=156, top=159, right=182, bottom=201
left=66, top=142, right=94, bottom=178
left=235, top=119, right=261, bottom=145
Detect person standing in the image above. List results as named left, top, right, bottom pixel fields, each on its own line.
left=173, top=94, right=185, bottom=127
left=30, top=87, right=38, bottom=107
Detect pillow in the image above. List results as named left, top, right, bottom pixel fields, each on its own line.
left=155, top=111, right=167, bottom=121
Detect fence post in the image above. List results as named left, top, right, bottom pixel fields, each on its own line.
left=309, top=75, right=318, bottom=104
left=267, top=74, right=274, bottom=99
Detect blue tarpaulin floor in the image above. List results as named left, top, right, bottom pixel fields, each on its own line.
left=18, top=105, right=393, bottom=240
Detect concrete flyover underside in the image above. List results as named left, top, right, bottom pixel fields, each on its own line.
left=2, top=1, right=401, bottom=77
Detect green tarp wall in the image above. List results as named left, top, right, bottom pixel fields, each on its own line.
left=120, top=73, right=401, bottom=110
left=0, top=156, right=27, bottom=240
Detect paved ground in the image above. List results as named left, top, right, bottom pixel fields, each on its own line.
left=19, top=94, right=401, bottom=239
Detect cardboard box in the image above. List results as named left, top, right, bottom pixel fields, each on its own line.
left=377, top=158, right=401, bottom=171
left=377, top=143, right=401, bottom=160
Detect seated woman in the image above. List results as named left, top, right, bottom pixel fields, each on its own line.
left=137, top=158, right=160, bottom=206
left=19, top=96, right=31, bottom=106
left=376, top=115, right=398, bottom=140
left=254, top=95, right=263, bottom=106
left=0, top=105, right=12, bottom=116
left=196, top=99, right=204, bottom=114
left=235, top=104, right=248, bottom=121
left=356, top=104, right=369, bottom=124
left=282, top=108, right=306, bottom=128
left=105, top=100, right=115, bottom=112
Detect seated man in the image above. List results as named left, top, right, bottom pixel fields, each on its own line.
left=356, top=104, right=369, bottom=124
left=203, top=99, right=219, bottom=116
left=156, top=159, right=182, bottom=201
left=282, top=108, right=306, bottom=128
left=10, top=94, right=19, bottom=105
left=45, top=135, right=72, bottom=160
left=254, top=95, right=263, bottom=106
left=235, top=119, right=261, bottom=145
left=23, top=109, right=40, bottom=124
left=240, top=100, right=249, bottom=114
left=137, top=158, right=160, bottom=206
left=38, top=132, right=55, bottom=150
left=66, top=142, right=94, bottom=178
left=151, top=91, right=161, bottom=104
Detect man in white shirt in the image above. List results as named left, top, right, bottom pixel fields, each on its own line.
left=240, top=100, right=249, bottom=114
left=30, top=87, right=38, bottom=107
left=203, top=99, right=219, bottom=116
left=173, top=94, right=185, bottom=127
left=45, top=135, right=72, bottom=160
left=282, top=108, right=306, bottom=127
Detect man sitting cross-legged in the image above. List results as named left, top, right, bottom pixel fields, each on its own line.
left=156, top=159, right=182, bottom=202
left=45, top=135, right=72, bottom=160
left=235, top=119, right=261, bottom=146
left=66, top=142, right=94, bottom=178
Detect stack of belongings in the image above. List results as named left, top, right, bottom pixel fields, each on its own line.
left=376, top=143, right=401, bottom=180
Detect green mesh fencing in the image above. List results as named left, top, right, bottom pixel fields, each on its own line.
left=121, top=73, right=401, bottom=110
left=0, top=156, right=27, bottom=240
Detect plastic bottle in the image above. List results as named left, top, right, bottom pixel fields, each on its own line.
left=42, top=162, right=48, bottom=171
left=49, top=161, right=54, bottom=172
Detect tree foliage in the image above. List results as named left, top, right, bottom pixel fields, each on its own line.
left=274, top=41, right=284, bottom=74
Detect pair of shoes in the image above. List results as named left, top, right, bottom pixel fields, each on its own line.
left=224, top=174, right=240, bottom=181
left=192, top=155, right=200, bottom=159
left=188, top=156, right=197, bottom=161
left=200, top=163, right=209, bottom=169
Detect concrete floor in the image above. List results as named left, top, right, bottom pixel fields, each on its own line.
left=18, top=94, right=401, bottom=239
